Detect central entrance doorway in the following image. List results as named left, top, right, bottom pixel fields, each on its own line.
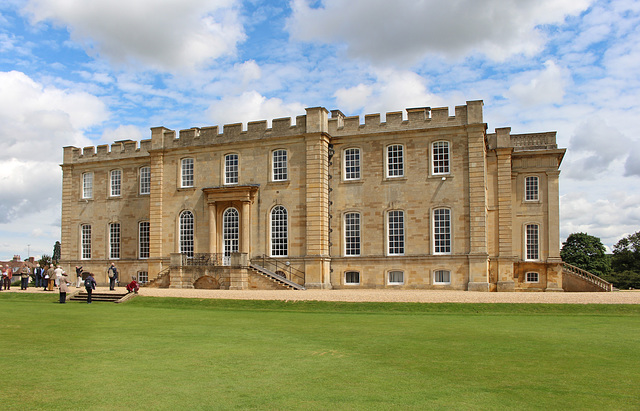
left=222, top=207, right=239, bottom=266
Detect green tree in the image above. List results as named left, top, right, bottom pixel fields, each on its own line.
left=38, top=254, right=52, bottom=268
left=560, top=232, right=610, bottom=277
left=52, top=241, right=61, bottom=264
left=611, top=231, right=640, bottom=273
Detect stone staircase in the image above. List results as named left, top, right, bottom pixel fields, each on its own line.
left=562, top=263, right=613, bottom=292
left=142, top=266, right=171, bottom=288
left=69, top=291, right=134, bottom=303
left=249, top=264, right=306, bottom=290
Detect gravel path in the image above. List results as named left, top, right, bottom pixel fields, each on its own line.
left=137, top=288, right=640, bottom=304
left=8, top=287, right=640, bottom=304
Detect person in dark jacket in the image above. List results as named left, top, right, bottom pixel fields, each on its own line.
left=107, top=263, right=118, bottom=290
left=84, top=272, right=97, bottom=304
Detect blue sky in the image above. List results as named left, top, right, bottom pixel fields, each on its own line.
left=0, top=0, right=639, bottom=260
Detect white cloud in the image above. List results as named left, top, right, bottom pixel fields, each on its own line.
left=101, top=125, right=145, bottom=143
left=288, top=0, right=592, bottom=64
left=505, top=60, right=569, bottom=106
left=565, top=117, right=630, bottom=179
left=22, top=0, right=246, bottom=72
left=207, top=91, right=305, bottom=127
left=334, top=68, right=445, bottom=116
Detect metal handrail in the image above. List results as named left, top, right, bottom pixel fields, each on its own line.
left=252, top=255, right=305, bottom=285
left=562, top=263, right=613, bottom=291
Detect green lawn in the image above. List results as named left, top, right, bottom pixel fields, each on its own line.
left=2, top=293, right=639, bottom=410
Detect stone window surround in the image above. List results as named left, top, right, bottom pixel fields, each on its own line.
left=343, top=147, right=361, bottom=181
left=431, top=140, right=451, bottom=176
left=139, top=166, right=151, bottom=195
left=224, top=153, right=239, bottom=185
left=385, top=144, right=405, bottom=179
left=180, top=157, right=195, bottom=188
left=343, top=211, right=361, bottom=257
left=109, top=169, right=122, bottom=197
left=525, top=271, right=539, bottom=283
left=344, top=271, right=360, bottom=285
left=82, top=171, right=93, bottom=199
left=387, top=270, right=404, bottom=285
left=433, top=269, right=451, bottom=284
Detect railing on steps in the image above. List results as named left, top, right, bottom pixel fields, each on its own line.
left=562, top=263, right=613, bottom=292
left=249, top=264, right=306, bottom=290
left=251, top=255, right=305, bottom=285
left=141, top=266, right=171, bottom=288
left=182, top=253, right=224, bottom=266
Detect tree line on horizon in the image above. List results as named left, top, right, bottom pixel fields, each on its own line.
left=561, top=231, right=640, bottom=289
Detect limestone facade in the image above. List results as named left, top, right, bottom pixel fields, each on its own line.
left=60, top=100, right=565, bottom=291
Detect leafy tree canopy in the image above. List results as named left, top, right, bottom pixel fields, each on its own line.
left=612, top=231, right=640, bottom=273
left=560, top=232, right=610, bottom=277
left=52, top=241, right=61, bottom=263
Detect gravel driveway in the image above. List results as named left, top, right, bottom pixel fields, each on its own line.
left=136, top=288, right=640, bottom=304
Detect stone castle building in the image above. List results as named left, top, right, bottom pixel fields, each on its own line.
left=60, top=100, right=568, bottom=291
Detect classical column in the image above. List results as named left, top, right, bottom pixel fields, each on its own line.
left=208, top=202, right=217, bottom=254
left=241, top=201, right=250, bottom=255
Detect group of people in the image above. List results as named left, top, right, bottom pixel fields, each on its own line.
left=1, top=262, right=139, bottom=303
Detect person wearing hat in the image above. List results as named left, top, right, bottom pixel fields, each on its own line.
left=59, top=272, right=70, bottom=303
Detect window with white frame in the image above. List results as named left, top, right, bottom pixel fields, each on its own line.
left=526, top=272, right=539, bottom=283
left=139, top=166, right=151, bottom=195
left=137, top=271, right=149, bottom=284
left=271, top=206, right=288, bottom=257
left=109, top=223, right=120, bottom=259
left=344, top=212, right=361, bottom=256
left=525, top=176, right=539, bottom=201
left=345, top=271, right=360, bottom=285
left=388, top=270, right=404, bottom=285
left=272, top=149, right=288, bottom=181
left=225, top=154, right=238, bottom=185
left=82, top=172, right=93, bottom=199
left=110, top=170, right=121, bottom=197
left=388, top=210, right=405, bottom=255
left=223, top=208, right=239, bottom=258
left=344, top=148, right=361, bottom=180
left=386, top=144, right=404, bottom=178
left=81, top=224, right=91, bottom=259
left=179, top=211, right=194, bottom=257
left=139, top=221, right=150, bottom=259
left=433, top=208, right=452, bottom=254
left=432, top=141, right=450, bottom=175
left=525, top=224, right=539, bottom=261
left=434, top=270, right=451, bottom=284
left=181, top=158, right=194, bottom=188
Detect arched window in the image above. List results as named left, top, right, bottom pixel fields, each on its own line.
left=271, top=206, right=288, bottom=257
left=179, top=211, right=194, bottom=257
left=223, top=208, right=239, bottom=257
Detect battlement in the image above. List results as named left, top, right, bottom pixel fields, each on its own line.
left=63, top=101, right=485, bottom=164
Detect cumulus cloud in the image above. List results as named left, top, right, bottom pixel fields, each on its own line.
left=0, top=71, right=107, bottom=227
left=505, top=60, right=569, bottom=106
left=565, top=117, right=630, bottom=179
left=207, top=91, right=305, bottom=127
left=22, top=0, right=246, bottom=72
left=334, top=68, right=445, bottom=115
left=287, top=0, right=592, bottom=64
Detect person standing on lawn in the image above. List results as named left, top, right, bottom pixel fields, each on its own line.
left=3, top=266, right=12, bottom=290
left=34, top=265, right=43, bottom=288
left=84, top=272, right=96, bottom=303
left=45, top=264, right=55, bottom=291
left=20, top=265, right=30, bottom=290
left=59, top=273, right=69, bottom=303
left=75, top=266, right=83, bottom=288
left=107, top=263, right=118, bottom=290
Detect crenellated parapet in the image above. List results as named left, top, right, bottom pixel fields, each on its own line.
left=63, top=139, right=152, bottom=164
left=63, top=101, right=486, bottom=164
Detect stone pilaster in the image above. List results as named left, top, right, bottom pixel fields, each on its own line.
left=60, top=164, right=73, bottom=264
left=148, top=147, right=165, bottom=280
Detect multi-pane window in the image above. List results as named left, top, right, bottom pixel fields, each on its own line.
left=345, top=271, right=360, bottom=285
left=181, top=158, right=194, bottom=188
left=388, top=210, right=405, bottom=255
left=137, top=271, right=149, bottom=284
left=344, top=212, right=361, bottom=256
left=388, top=270, right=404, bottom=285
left=433, top=208, right=451, bottom=254
left=344, top=148, right=361, bottom=180
left=272, top=149, right=288, bottom=181
left=525, top=176, right=539, bottom=201
left=109, top=223, right=120, bottom=259
left=225, top=154, right=238, bottom=185
left=139, top=166, right=151, bottom=195
left=179, top=211, right=194, bottom=257
left=271, top=206, right=288, bottom=257
left=82, top=172, right=93, bottom=199
left=526, top=224, right=539, bottom=261
left=139, top=221, right=150, bottom=259
left=110, top=170, right=121, bottom=197
left=432, top=141, right=450, bottom=175
left=223, top=208, right=239, bottom=257
left=526, top=272, right=539, bottom=283
left=81, top=224, right=91, bottom=259
left=386, top=145, right=404, bottom=178
left=434, top=270, right=451, bottom=284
